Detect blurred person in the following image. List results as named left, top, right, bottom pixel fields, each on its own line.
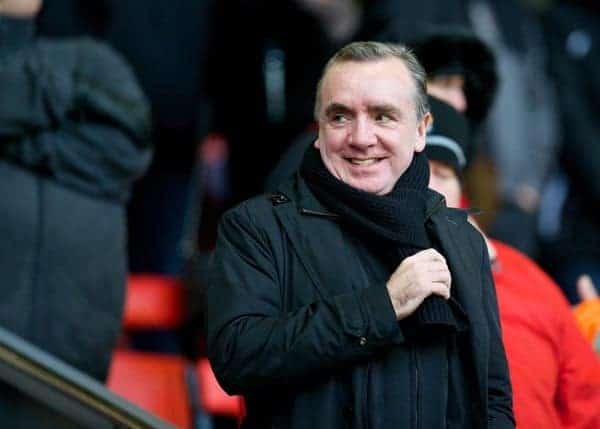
left=208, top=41, right=514, bottom=429
left=37, top=0, right=214, bottom=274
left=540, top=0, right=600, bottom=303
left=425, top=96, right=600, bottom=429
left=406, top=27, right=501, bottom=235
left=408, top=30, right=497, bottom=132
left=0, top=0, right=151, bottom=425
left=466, top=0, right=561, bottom=256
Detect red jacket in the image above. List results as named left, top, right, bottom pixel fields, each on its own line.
left=492, top=240, right=600, bottom=428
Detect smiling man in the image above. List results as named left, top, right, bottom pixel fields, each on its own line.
left=208, top=41, right=514, bottom=429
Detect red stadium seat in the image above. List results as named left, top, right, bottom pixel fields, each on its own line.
left=197, top=358, right=244, bottom=420
left=123, top=274, right=184, bottom=330
left=108, top=350, right=192, bottom=429
left=111, top=275, right=241, bottom=426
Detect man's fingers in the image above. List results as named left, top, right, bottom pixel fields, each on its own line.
left=427, top=268, right=452, bottom=287
left=425, top=260, right=450, bottom=274
left=405, top=249, right=448, bottom=267
left=412, top=248, right=445, bottom=260
left=430, top=282, right=451, bottom=300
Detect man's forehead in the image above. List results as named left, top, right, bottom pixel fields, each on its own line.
left=320, top=59, right=417, bottom=108
left=321, top=58, right=416, bottom=98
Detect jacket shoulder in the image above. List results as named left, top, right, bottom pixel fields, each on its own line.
left=220, top=194, right=286, bottom=238
left=429, top=202, right=488, bottom=259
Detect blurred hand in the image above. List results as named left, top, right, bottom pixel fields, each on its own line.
left=0, top=0, right=42, bottom=17
left=577, top=274, right=598, bottom=302
left=386, top=248, right=451, bottom=321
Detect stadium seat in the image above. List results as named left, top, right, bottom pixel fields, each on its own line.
left=123, top=274, right=185, bottom=330
left=108, top=350, right=192, bottom=429
left=196, top=358, right=244, bottom=420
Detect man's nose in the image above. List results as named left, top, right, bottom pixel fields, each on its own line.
left=349, top=117, right=377, bottom=147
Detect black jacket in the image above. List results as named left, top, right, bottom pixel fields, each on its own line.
left=0, top=15, right=150, bottom=384
left=208, top=175, right=514, bottom=428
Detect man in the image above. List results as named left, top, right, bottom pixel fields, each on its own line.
left=208, top=41, right=514, bottom=428
left=0, top=0, right=150, bottom=425
left=425, top=96, right=600, bottom=428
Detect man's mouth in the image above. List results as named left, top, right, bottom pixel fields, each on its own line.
left=346, top=157, right=383, bottom=166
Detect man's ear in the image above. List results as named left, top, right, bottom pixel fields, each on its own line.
left=415, top=112, right=432, bottom=152
left=314, top=138, right=320, bottom=149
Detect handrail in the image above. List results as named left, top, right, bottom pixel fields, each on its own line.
left=0, top=326, right=175, bottom=429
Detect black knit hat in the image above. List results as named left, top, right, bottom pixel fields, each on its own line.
left=375, top=24, right=498, bottom=127
left=425, top=96, right=470, bottom=173
left=409, top=29, right=498, bottom=127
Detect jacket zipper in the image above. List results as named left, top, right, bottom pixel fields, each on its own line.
left=364, top=363, right=372, bottom=429
left=412, top=347, right=420, bottom=429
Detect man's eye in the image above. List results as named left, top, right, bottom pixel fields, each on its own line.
left=375, top=113, right=393, bottom=123
left=331, top=114, right=348, bottom=123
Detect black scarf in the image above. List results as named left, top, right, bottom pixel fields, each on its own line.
left=300, top=147, right=458, bottom=334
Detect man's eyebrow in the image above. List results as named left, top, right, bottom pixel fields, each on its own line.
left=368, top=104, right=402, bottom=115
left=324, top=103, right=353, bottom=116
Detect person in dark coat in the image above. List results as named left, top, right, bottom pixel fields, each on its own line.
left=0, top=0, right=151, bottom=425
left=36, top=0, right=214, bottom=274
left=208, top=41, right=514, bottom=428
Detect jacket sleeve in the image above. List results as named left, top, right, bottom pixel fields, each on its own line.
left=480, top=244, right=515, bottom=429
left=207, top=203, right=403, bottom=395
left=0, top=38, right=151, bottom=202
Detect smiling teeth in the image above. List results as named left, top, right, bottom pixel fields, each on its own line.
left=350, top=158, right=378, bottom=165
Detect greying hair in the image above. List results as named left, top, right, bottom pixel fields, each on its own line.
left=314, top=41, right=430, bottom=120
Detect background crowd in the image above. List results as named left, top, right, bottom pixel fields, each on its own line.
left=1, top=0, right=599, bottom=427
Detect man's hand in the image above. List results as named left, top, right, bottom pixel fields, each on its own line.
left=386, top=248, right=452, bottom=320
left=577, top=274, right=598, bottom=302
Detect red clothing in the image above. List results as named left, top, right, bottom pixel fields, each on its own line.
left=492, top=240, right=600, bottom=428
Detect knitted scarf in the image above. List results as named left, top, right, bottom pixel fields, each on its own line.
left=300, top=147, right=458, bottom=334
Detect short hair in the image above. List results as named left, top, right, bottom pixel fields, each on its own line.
left=314, top=41, right=430, bottom=121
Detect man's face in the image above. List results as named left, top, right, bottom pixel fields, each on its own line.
left=315, top=59, right=430, bottom=195
left=428, top=160, right=461, bottom=208
left=427, top=74, right=467, bottom=113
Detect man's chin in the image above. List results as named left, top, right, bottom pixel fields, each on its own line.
left=347, top=180, right=391, bottom=196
